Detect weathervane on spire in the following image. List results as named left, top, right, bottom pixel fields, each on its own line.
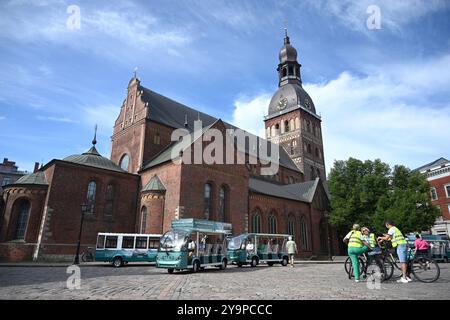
left=92, top=124, right=97, bottom=146
left=133, top=67, right=138, bottom=79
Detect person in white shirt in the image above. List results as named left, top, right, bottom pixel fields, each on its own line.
left=246, top=238, right=254, bottom=253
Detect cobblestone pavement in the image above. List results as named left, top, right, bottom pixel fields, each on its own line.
left=0, top=263, right=449, bottom=300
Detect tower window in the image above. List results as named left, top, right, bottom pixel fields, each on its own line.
left=288, top=66, right=294, bottom=76
left=119, top=154, right=130, bottom=171
left=282, top=68, right=287, bottom=77
left=284, top=120, right=289, bottom=132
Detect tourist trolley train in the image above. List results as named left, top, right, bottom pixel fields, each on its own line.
left=95, top=232, right=162, bottom=267
left=227, top=233, right=290, bottom=267
left=156, top=218, right=232, bottom=273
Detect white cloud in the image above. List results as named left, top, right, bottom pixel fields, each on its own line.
left=36, top=115, right=77, bottom=123
left=229, top=94, right=272, bottom=138
left=305, top=0, right=449, bottom=33
left=0, top=2, right=193, bottom=57
left=82, top=104, right=118, bottom=136
left=231, top=54, right=450, bottom=173
left=0, top=116, right=6, bottom=120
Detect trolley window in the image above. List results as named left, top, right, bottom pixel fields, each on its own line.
left=135, top=237, right=148, bottom=249
left=96, top=235, right=106, bottom=249
left=122, top=236, right=135, bottom=249
left=105, top=236, right=118, bottom=249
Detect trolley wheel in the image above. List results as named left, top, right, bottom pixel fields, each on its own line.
left=112, top=257, right=123, bottom=268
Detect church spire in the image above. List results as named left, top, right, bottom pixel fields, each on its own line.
left=92, top=124, right=97, bottom=146
left=83, top=124, right=100, bottom=156
left=284, top=28, right=290, bottom=44
left=277, top=29, right=302, bottom=87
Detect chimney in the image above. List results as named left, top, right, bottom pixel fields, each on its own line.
left=33, top=162, right=40, bottom=173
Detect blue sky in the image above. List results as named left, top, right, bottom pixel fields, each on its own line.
left=1, top=0, right=449, bottom=174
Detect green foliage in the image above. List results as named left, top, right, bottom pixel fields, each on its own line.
left=328, top=158, right=440, bottom=234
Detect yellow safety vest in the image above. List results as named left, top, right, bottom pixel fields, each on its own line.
left=348, top=230, right=363, bottom=248
left=391, top=226, right=407, bottom=247
left=369, top=233, right=376, bottom=248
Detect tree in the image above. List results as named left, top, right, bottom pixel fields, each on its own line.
left=328, top=158, right=439, bottom=235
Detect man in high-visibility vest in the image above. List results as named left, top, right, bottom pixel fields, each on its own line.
left=377, top=220, right=411, bottom=283
left=343, top=224, right=370, bottom=282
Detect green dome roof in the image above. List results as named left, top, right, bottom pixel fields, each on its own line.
left=13, top=171, right=48, bottom=186
left=63, top=146, right=125, bottom=173
left=142, top=175, right=166, bottom=192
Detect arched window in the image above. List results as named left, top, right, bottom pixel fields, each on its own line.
left=307, top=144, right=312, bottom=154
left=310, top=166, right=315, bottom=179
left=218, top=185, right=227, bottom=222
left=300, top=216, right=310, bottom=251
left=290, top=141, right=295, bottom=155
left=288, top=66, right=294, bottom=76
left=282, top=68, right=287, bottom=77
left=204, top=183, right=212, bottom=219
left=119, top=154, right=129, bottom=171
left=268, top=214, right=277, bottom=234
left=86, top=181, right=96, bottom=214
left=140, top=207, right=147, bottom=234
left=287, top=215, right=295, bottom=237
left=15, top=200, right=30, bottom=240
left=105, top=184, right=115, bottom=216
left=284, top=120, right=289, bottom=132
left=252, top=209, right=261, bottom=233
left=289, top=119, right=295, bottom=131
left=306, top=121, right=311, bottom=132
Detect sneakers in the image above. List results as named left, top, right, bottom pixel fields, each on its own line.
left=406, top=276, right=413, bottom=282
left=355, top=279, right=360, bottom=283
left=397, top=277, right=409, bottom=284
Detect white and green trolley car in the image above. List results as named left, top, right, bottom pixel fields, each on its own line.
left=156, top=218, right=232, bottom=274
left=227, top=233, right=290, bottom=267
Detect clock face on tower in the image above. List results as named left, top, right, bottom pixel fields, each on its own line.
left=304, top=98, right=311, bottom=110
left=277, top=97, right=288, bottom=110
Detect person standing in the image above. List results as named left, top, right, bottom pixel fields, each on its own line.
left=286, top=236, right=298, bottom=267
left=343, top=224, right=370, bottom=282
left=377, top=220, right=411, bottom=283
left=414, top=234, right=430, bottom=257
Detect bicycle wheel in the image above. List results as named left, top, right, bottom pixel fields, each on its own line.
left=382, top=257, right=394, bottom=281
left=411, top=257, right=440, bottom=283
left=345, top=257, right=365, bottom=279
left=366, top=258, right=386, bottom=283
left=81, top=251, right=93, bottom=262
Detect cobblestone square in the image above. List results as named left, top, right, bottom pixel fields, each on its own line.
left=0, top=263, right=449, bottom=300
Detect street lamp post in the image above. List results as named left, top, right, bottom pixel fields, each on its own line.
left=73, top=203, right=88, bottom=265
left=325, top=212, right=333, bottom=261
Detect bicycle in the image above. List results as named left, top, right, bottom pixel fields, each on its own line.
left=81, top=246, right=95, bottom=262
left=345, top=251, right=386, bottom=282
left=406, top=247, right=440, bottom=283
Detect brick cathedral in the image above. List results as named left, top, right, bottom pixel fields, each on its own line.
left=0, top=32, right=339, bottom=261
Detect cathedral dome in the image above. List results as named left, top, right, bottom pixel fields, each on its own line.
left=279, top=42, right=297, bottom=63
left=63, top=146, right=125, bottom=173
left=268, top=83, right=316, bottom=116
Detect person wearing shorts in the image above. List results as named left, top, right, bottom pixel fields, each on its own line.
left=378, top=220, right=411, bottom=284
